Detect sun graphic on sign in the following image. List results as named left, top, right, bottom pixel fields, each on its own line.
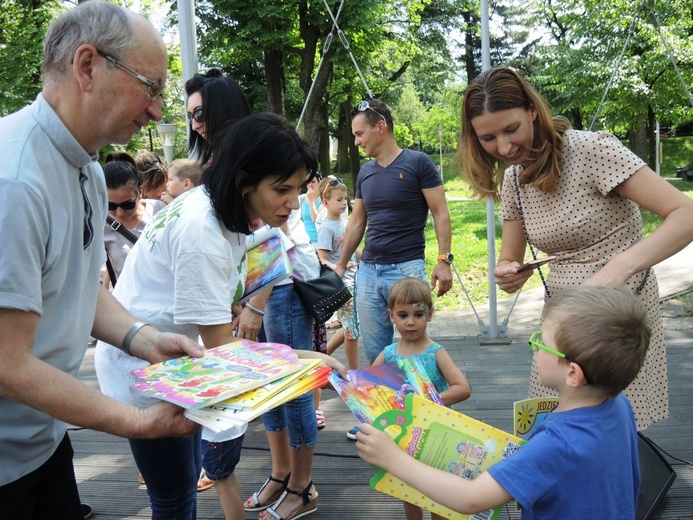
left=516, top=402, right=536, bottom=435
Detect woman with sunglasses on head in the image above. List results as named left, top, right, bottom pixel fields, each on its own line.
left=459, top=66, right=693, bottom=430
left=103, top=151, right=160, bottom=287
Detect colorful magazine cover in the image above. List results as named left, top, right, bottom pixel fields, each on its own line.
left=240, top=227, right=293, bottom=303
left=186, top=364, right=331, bottom=432
left=130, top=342, right=305, bottom=409
left=328, top=359, right=442, bottom=424
left=370, top=393, right=525, bottom=520
left=513, top=397, right=560, bottom=440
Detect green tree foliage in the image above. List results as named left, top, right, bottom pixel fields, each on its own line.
left=517, top=0, right=693, bottom=165
left=0, top=0, right=62, bottom=115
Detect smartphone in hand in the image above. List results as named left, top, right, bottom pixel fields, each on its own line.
left=516, top=255, right=557, bottom=273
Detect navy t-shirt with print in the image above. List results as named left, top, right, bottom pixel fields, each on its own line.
left=355, top=149, right=441, bottom=264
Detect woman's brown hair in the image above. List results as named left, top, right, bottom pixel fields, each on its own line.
left=457, top=67, right=571, bottom=200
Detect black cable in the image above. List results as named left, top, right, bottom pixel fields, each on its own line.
left=642, top=435, right=693, bottom=467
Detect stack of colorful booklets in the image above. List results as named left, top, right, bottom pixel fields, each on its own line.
left=330, top=362, right=525, bottom=520
left=130, top=340, right=331, bottom=433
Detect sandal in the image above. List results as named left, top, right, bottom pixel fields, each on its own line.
left=262, top=481, right=318, bottom=520
left=244, top=472, right=291, bottom=512
left=315, top=409, right=326, bottom=430
left=197, top=473, right=214, bottom=492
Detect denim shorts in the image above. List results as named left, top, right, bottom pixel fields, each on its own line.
left=201, top=434, right=245, bottom=481
left=261, top=284, right=318, bottom=449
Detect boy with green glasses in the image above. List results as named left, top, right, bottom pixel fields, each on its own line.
left=355, top=285, right=649, bottom=519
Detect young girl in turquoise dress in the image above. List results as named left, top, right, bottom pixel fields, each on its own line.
left=372, top=277, right=471, bottom=520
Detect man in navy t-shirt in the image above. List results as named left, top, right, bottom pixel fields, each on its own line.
left=335, top=99, right=452, bottom=365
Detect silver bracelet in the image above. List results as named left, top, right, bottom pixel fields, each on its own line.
left=245, top=303, right=266, bottom=317
left=122, top=321, right=150, bottom=356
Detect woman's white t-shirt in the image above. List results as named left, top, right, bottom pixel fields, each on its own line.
left=95, top=186, right=248, bottom=408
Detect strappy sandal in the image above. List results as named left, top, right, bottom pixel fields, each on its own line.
left=315, top=409, right=326, bottom=430
left=263, top=480, right=318, bottom=520
left=244, top=472, right=291, bottom=512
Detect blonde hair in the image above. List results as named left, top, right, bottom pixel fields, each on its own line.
left=388, top=278, right=433, bottom=314
left=318, top=175, right=348, bottom=200
left=543, top=286, right=650, bottom=397
left=170, top=158, right=203, bottom=187
left=457, top=67, right=572, bottom=201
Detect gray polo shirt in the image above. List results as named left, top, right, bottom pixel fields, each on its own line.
left=0, top=95, right=107, bottom=485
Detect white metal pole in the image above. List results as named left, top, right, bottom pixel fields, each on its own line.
left=177, top=0, right=198, bottom=153
left=480, top=0, right=500, bottom=339
left=655, top=120, right=661, bottom=176
left=438, top=127, right=444, bottom=177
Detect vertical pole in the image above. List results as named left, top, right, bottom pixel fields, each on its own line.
left=480, top=0, right=500, bottom=339
left=655, top=120, right=661, bottom=176
left=438, top=127, right=444, bottom=177
left=177, top=0, right=198, bottom=153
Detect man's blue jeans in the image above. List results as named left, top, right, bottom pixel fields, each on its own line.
left=129, top=430, right=202, bottom=520
left=355, top=259, right=428, bottom=363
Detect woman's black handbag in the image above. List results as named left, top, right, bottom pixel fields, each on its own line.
left=292, top=264, right=352, bottom=324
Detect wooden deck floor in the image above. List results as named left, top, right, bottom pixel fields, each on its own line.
left=73, top=326, right=693, bottom=519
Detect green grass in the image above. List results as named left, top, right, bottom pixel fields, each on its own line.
left=661, top=136, right=693, bottom=177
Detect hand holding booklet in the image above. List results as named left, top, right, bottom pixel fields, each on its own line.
left=130, top=341, right=331, bottom=433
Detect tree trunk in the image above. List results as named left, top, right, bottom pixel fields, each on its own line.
left=264, top=49, right=285, bottom=115
left=647, top=104, right=656, bottom=170
left=628, top=122, right=647, bottom=163
left=335, top=102, right=350, bottom=174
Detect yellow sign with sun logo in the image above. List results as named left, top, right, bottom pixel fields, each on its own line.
left=514, top=397, right=560, bottom=440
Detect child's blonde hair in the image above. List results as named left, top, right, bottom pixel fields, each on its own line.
left=318, top=175, right=348, bottom=200
left=388, top=277, right=433, bottom=314
left=170, top=158, right=203, bottom=187
left=543, top=286, right=650, bottom=397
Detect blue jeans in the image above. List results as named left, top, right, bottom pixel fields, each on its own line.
left=129, top=430, right=202, bottom=520
left=261, top=284, right=318, bottom=450
left=355, top=259, right=428, bottom=363
left=201, top=434, right=244, bottom=480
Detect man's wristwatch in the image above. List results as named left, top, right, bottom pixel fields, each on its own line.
left=437, top=253, right=454, bottom=264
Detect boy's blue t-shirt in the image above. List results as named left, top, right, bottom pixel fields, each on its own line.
left=487, top=394, right=640, bottom=519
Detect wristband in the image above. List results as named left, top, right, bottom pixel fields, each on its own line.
left=122, top=321, right=150, bottom=356
left=245, top=303, right=266, bottom=317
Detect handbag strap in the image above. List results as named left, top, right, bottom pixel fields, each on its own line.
left=105, top=251, right=117, bottom=288
left=106, top=215, right=138, bottom=244
left=513, top=171, right=552, bottom=298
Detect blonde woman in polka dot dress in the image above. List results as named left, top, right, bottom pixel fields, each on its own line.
left=458, top=67, right=693, bottom=430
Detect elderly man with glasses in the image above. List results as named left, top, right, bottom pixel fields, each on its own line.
left=0, top=2, right=203, bottom=518
left=335, top=98, right=453, bottom=439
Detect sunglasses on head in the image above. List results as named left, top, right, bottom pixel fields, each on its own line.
left=187, top=106, right=205, bottom=124
left=357, top=100, right=387, bottom=127
left=322, top=178, right=345, bottom=199
left=108, top=199, right=138, bottom=211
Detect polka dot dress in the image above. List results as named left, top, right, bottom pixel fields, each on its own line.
left=499, top=130, right=669, bottom=430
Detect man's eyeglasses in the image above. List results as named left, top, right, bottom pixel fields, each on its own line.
left=357, top=100, right=387, bottom=127
left=108, top=199, right=138, bottom=211
left=322, top=178, right=345, bottom=199
left=187, top=106, right=205, bottom=124
left=97, top=50, right=164, bottom=101
left=529, top=331, right=593, bottom=384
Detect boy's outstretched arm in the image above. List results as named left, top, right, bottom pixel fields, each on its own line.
left=355, top=423, right=512, bottom=514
